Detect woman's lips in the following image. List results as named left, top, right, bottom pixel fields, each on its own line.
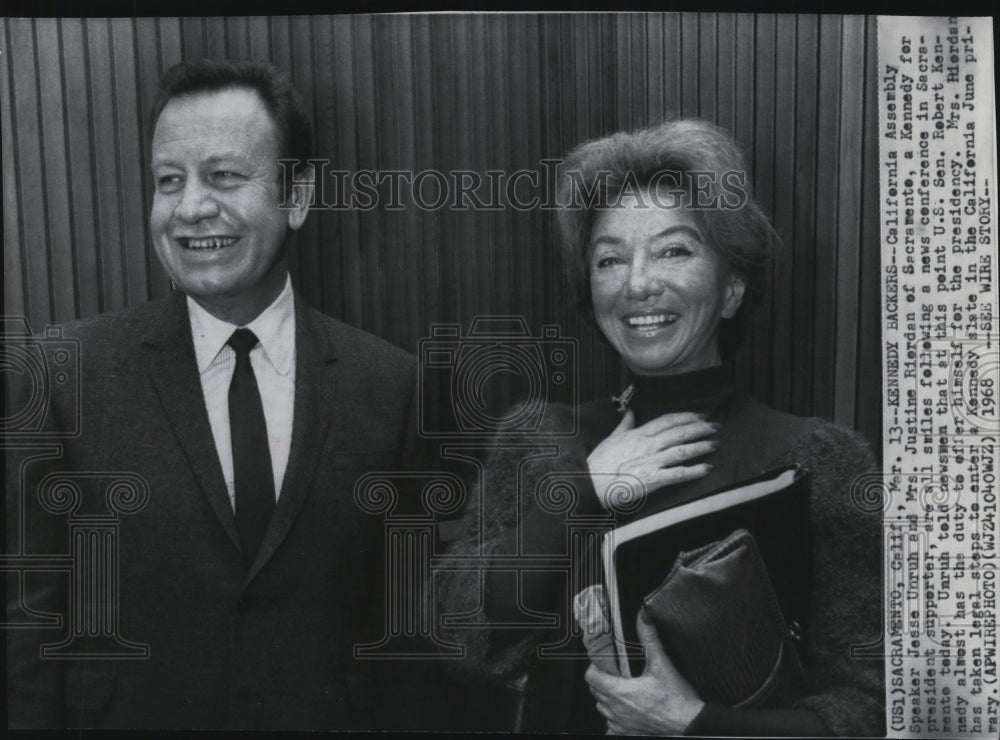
left=622, top=312, right=679, bottom=330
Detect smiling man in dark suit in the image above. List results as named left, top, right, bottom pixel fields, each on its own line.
left=7, top=59, right=437, bottom=730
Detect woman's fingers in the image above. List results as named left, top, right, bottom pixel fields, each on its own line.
left=615, top=408, right=636, bottom=433
left=638, top=411, right=705, bottom=436
left=647, top=439, right=717, bottom=468
left=646, top=462, right=713, bottom=489
left=645, top=419, right=717, bottom=451
left=605, top=413, right=716, bottom=459
left=590, top=412, right=719, bottom=506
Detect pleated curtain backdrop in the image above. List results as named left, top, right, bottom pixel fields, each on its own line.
left=1, top=13, right=882, bottom=448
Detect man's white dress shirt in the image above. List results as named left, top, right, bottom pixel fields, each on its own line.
left=187, top=275, right=296, bottom=507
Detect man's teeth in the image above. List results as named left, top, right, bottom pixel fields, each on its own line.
left=626, top=314, right=678, bottom=327
left=182, top=237, right=239, bottom=250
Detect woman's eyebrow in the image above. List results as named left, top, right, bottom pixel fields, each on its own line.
left=649, top=225, right=704, bottom=243
left=590, top=224, right=704, bottom=248
left=150, top=154, right=178, bottom=169
left=590, top=234, right=624, bottom=248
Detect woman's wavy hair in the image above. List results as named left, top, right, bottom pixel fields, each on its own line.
left=555, top=118, right=777, bottom=358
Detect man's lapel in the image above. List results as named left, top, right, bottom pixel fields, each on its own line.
left=142, top=293, right=241, bottom=550
left=246, top=298, right=340, bottom=583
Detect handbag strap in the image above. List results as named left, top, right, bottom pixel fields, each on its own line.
left=732, top=639, right=788, bottom=709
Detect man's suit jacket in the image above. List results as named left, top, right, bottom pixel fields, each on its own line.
left=7, top=291, right=441, bottom=730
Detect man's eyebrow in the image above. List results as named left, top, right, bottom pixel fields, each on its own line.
left=150, top=153, right=250, bottom=168
left=203, top=154, right=251, bottom=165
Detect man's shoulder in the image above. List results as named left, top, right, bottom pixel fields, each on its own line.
left=300, top=306, right=415, bottom=374
left=42, top=296, right=179, bottom=349
left=55, top=298, right=417, bottom=366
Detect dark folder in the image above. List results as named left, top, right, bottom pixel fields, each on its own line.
left=601, top=464, right=810, bottom=703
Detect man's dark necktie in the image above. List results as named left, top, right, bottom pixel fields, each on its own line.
left=227, top=328, right=275, bottom=562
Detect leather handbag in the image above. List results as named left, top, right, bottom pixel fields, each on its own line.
left=642, top=528, right=807, bottom=708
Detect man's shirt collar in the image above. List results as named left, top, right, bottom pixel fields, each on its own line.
left=187, top=274, right=295, bottom=375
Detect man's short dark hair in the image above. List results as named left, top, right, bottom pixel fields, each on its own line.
left=150, top=58, right=312, bottom=167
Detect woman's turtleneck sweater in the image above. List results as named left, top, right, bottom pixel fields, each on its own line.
left=574, top=366, right=828, bottom=520
left=438, top=367, right=885, bottom=737
left=627, top=365, right=737, bottom=423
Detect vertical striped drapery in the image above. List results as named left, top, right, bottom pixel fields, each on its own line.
left=1, top=14, right=881, bottom=446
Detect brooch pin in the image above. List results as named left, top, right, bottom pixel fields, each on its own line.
left=611, top=384, right=635, bottom=413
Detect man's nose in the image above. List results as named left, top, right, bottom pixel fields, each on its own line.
left=174, top=179, right=221, bottom=223
left=625, top=253, right=664, bottom=299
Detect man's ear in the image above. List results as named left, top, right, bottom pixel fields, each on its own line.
left=285, top=163, right=314, bottom=232
left=721, top=273, right=746, bottom=319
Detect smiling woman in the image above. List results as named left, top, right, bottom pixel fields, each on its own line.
left=588, top=195, right=745, bottom=376
left=437, top=118, right=885, bottom=736
left=556, top=118, right=777, bottom=367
